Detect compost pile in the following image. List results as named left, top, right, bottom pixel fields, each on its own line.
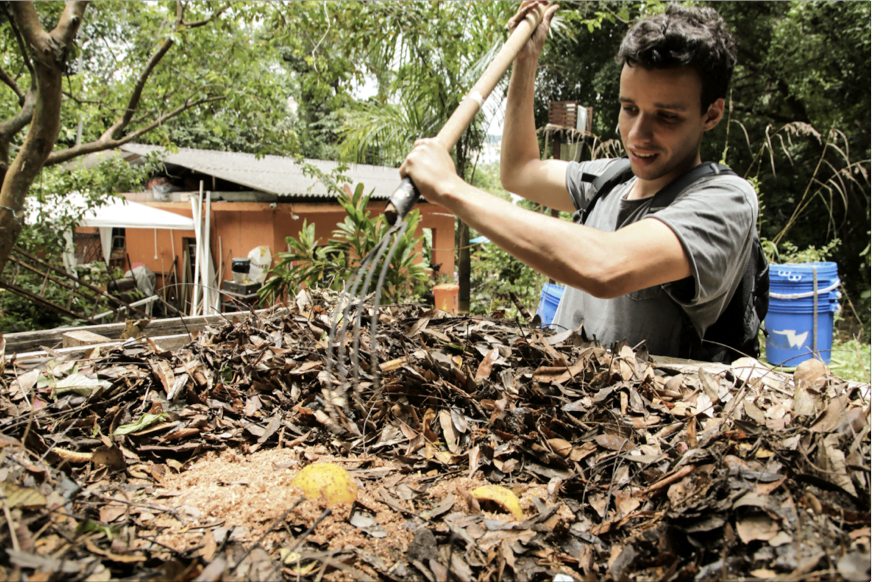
left=0, top=290, right=869, bottom=582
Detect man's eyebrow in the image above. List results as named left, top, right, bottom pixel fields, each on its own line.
left=618, top=97, right=687, bottom=111
left=653, top=101, right=687, bottom=111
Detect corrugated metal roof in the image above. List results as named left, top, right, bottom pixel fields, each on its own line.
left=119, top=144, right=402, bottom=200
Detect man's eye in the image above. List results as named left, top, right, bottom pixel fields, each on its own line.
left=660, top=113, right=678, bottom=121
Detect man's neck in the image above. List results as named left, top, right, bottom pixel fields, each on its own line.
left=628, top=155, right=703, bottom=200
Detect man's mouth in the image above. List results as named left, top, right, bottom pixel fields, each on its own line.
left=631, top=149, right=658, bottom=159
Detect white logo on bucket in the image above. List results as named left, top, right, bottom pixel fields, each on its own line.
left=772, top=329, right=809, bottom=349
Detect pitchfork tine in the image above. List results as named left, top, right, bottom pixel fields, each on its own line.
left=327, top=231, right=391, bottom=383
left=348, top=225, right=402, bottom=387
left=362, top=220, right=409, bottom=394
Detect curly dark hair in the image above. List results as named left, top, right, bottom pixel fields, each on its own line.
left=617, top=4, right=737, bottom=111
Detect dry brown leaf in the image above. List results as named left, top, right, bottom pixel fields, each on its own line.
left=475, top=349, right=499, bottom=382
left=150, top=359, right=175, bottom=398
left=84, top=540, right=146, bottom=563
left=809, top=395, right=849, bottom=433
left=0, top=482, right=46, bottom=509
left=439, top=409, right=459, bottom=454
left=595, top=434, right=632, bottom=452
left=547, top=438, right=572, bottom=458
left=736, top=513, right=779, bottom=543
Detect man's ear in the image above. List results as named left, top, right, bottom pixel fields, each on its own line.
left=703, top=98, right=725, bottom=131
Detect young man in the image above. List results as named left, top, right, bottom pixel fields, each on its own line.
left=399, top=3, right=759, bottom=359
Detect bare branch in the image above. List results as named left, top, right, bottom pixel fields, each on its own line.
left=62, top=90, right=102, bottom=106
left=44, top=95, right=225, bottom=166
left=101, top=1, right=228, bottom=142
left=50, top=2, right=89, bottom=47
left=182, top=2, right=232, bottom=29
left=1, top=2, right=34, bottom=75
left=103, top=37, right=176, bottom=140
left=0, top=63, right=25, bottom=105
left=0, top=87, right=37, bottom=145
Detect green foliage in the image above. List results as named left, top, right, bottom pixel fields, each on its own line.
left=0, top=158, right=156, bottom=332
left=0, top=2, right=298, bottom=162
left=331, top=2, right=518, bottom=179
left=761, top=238, right=840, bottom=266
left=468, top=165, right=551, bottom=319
left=260, top=182, right=427, bottom=305
left=470, top=240, right=546, bottom=321
left=827, top=337, right=871, bottom=384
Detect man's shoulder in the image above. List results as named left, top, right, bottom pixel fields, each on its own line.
left=568, top=157, right=625, bottom=179
left=689, top=166, right=757, bottom=201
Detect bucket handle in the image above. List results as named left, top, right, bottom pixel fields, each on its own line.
left=776, top=271, right=806, bottom=281
left=769, top=279, right=840, bottom=300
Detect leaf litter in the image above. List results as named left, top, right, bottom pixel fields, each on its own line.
left=0, top=289, right=869, bottom=581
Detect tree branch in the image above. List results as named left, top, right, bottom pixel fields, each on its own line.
left=0, top=64, right=25, bottom=105
left=182, top=2, right=231, bottom=29
left=44, top=95, right=225, bottom=166
left=106, top=37, right=177, bottom=139
left=62, top=90, right=102, bottom=106
left=1, top=2, right=34, bottom=75
left=0, top=87, right=37, bottom=149
left=102, top=1, right=230, bottom=141
left=50, top=1, right=89, bottom=47
left=1, top=1, right=88, bottom=273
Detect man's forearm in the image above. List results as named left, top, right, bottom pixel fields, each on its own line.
left=501, top=56, right=542, bottom=186
left=500, top=54, right=575, bottom=212
left=436, top=177, right=639, bottom=298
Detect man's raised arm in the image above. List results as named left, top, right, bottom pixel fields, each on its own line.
left=500, top=1, right=574, bottom=213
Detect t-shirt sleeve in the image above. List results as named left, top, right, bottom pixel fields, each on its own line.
left=650, top=175, right=758, bottom=320
left=565, top=158, right=619, bottom=212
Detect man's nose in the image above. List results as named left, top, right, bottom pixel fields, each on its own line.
left=629, top=114, right=654, bottom=143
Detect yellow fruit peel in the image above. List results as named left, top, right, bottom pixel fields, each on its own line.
left=290, top=462, right=358, bottom=507
left=470, top=485, right=524, bottom=521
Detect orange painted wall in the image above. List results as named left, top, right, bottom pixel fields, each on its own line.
left=82, top=198, right=456, bottom=297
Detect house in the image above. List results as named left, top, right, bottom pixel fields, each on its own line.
left=73, top=144, right=455, bottom=310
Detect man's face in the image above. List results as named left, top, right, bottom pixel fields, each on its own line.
left=618, top=65, right=723, bottom=188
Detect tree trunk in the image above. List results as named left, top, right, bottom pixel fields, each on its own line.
left=455, top=131, right=471, bottom=313
left=458, top=220, right=471, bottom=314
left=0, top=1, right=88, bottom=276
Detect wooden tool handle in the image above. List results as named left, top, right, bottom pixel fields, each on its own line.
left=385, top=4, right=548, bottom=225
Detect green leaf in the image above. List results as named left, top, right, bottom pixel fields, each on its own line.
left=113, top=413, right=167, bottom=436
left=51, top=373, right=112, bottom=399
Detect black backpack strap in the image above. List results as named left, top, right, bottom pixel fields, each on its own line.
left=577, top=158, right=633, bottom=225
left=649, top=162, right=735, bottom=209
left=577, top=159, right=733, bottom=225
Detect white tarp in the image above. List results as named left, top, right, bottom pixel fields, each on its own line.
left=78, top=197, right=195, bottom=230
left=60, top=194, right=196, bottom=274
left=78, top=197, right=195, bottom=262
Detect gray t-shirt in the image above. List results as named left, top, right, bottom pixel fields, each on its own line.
left=551, top=158, right=759, bottom=357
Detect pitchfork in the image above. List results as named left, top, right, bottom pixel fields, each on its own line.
left=324, top=4, right=548, bottom=421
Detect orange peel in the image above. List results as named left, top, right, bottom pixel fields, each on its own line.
left=470, top=485, right=524, bottom=520
left=290, top=462, right=358, bottom=507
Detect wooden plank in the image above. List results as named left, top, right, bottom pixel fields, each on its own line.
left=3, top=307, right=286, bottom=354
left=13, top=334, right=194, bottom=363
left=62, top=330, right=111, bottom=348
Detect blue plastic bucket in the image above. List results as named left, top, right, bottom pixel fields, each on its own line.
left=765, top=262, right=839, bottom=366
left=537, top=283, right=565, bottom=327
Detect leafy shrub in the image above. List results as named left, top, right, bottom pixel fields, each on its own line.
left=470, top=241, right=546, bottom=320
left=260, top=182, right=428, bottom=304
left=1, top=156, right=160, bottom=332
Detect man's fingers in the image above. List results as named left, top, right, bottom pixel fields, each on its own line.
left=543, top=3, right=559, bottom=25
left=507, top=0, right=540, bottom=31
